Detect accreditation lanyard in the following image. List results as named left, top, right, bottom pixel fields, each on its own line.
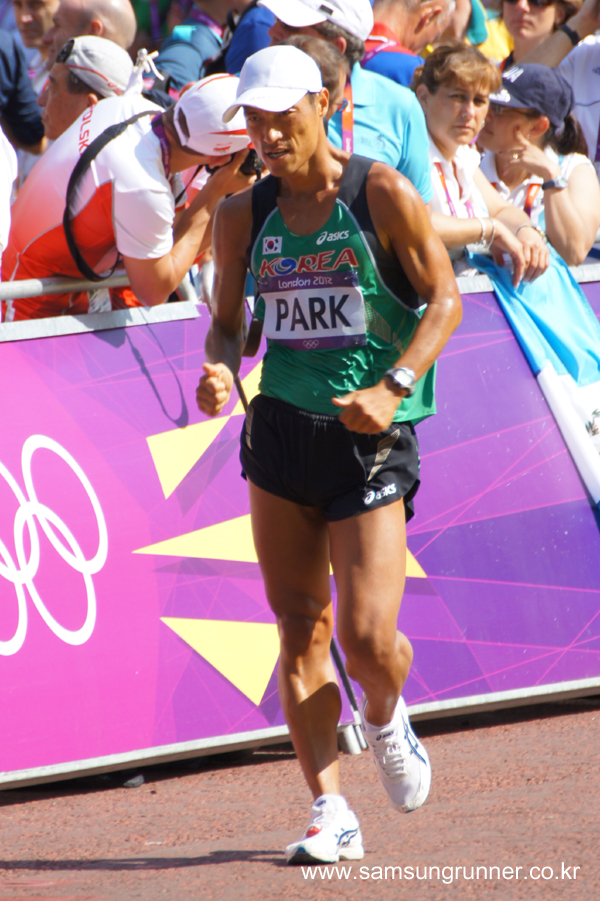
left=595, top=118, right=600, bottom=162
left=341, top=79, right=354, bottom=153
left=434, top=161, right=475, bottom=217
left=491, top=180, right=540, bottom=218
left=361, top=36, right=400, bottom=66
left=189, top=8, right=224, bottom=39
left=152, top=115, right=171, bottom=180
left=523, top=182, right=541, bottom=218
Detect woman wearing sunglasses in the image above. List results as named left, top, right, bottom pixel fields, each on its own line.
left=500, top=0, right=581, bottom=68
left=414, top=42, right=549, bottom=285
left=479, top=64, right=600, bottom=266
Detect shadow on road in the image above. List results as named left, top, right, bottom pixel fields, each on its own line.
left=414, top=696, right=600, bottom=738
left=0, top=851, right=288, bottom=871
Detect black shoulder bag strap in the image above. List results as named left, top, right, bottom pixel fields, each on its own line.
left=62, top=110, right=157, bottom=282
left=241, top=174, right=278, bottom=356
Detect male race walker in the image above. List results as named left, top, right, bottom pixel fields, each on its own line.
left=196, top=44, right=462, bottom=864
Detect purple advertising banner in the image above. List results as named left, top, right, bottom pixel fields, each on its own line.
left=0, top=280, right=599, bottom=785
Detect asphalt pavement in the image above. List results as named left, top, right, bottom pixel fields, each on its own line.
left=0, top=698, right=598, bottom=901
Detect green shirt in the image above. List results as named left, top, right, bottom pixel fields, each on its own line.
left=249, top=157, right=437, bottom=424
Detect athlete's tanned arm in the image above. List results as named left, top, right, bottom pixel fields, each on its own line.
left=197, top=160, right=462, bottom=430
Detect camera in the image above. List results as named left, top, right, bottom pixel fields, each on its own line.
left=239, top=149, right=265, bottom=177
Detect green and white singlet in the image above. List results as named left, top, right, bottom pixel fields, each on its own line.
left=248, top=155, right=436, bottom=424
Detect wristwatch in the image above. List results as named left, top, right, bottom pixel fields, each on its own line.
left=541, top=176, right=568, bottom=191
left=559, top=23, right=580, bottom=45
left=385, top=366, right=416, bottom=397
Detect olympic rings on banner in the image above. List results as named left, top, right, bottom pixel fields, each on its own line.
left=0, top=436, right=108, bottom=656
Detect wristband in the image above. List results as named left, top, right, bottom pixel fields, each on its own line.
left=481, top=217, right=495, bottom=250
left=559, top=23, right=580, bottom=45
left=474, top=216, right=486, bottom=245
left=516, top=223, right=547, bottom=242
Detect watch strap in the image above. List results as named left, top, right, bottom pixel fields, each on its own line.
left=559, top=23, right=580, bottom=46
left=541, top=176, right=568, bottom=190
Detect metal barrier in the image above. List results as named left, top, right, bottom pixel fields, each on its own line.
left=0, top=270, right=200, bottom=303
left=0, top=271, right=130, bottom=302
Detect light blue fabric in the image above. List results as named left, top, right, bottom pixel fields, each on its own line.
left=467, top=0, right=489, bottom=46
left=327, top=64, right=433, bottom=204
left=470, top=250, right=600, bottom=386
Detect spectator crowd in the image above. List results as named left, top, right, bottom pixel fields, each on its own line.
left=1, top=0, right=600, bottom=320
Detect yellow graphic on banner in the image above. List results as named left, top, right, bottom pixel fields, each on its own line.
left=134, top=512, right=426, bottom=577
left=146, top=362, right=263, bottom=499
left=146, top=417, right=229, bottom=499
left=231, top=362, right=262, bottom=415
left=134, top=514, right=257, bottom=562
left=161, top=617, right=280, bottom=704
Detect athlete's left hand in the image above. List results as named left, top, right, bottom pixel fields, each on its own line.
left=332, top=382, right=402, bottom=433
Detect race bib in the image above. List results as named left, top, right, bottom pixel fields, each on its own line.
left=259, top=270, right=366, bottom=350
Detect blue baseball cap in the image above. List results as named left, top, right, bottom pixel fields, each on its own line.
left=489, top=64, right=573, bottom=129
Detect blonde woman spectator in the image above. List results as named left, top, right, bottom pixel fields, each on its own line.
left=479, top=64, right=600, bottom=265
left=413, top=42, right=549, bottom=284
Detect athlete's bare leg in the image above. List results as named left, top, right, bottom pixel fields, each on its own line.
left=248, top=480, right=341, bottom=799
left=329, top=499, right=412, bottom=728
left=250, top=477, right=412, bottom=797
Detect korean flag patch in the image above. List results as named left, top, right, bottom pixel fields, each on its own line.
left=263, top=236, right=282, bottom=254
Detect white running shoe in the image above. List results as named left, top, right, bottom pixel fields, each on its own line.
left=361, top=694, right=431, bottom=813
left=285, top=794, right=364, bottom=864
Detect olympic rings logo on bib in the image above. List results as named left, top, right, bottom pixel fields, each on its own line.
left=0, top=436, right=108, bottom=656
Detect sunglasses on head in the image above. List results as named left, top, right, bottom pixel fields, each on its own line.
left=56, top=38, right=75, bottom=63
left=503, top=0, right=556, bottom=7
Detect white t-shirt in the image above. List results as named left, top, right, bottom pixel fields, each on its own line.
left=28, top=49, right=48, bottom=95
left=480, top=146, right=594, bottom=229
left=428, top=138, right=488, bottom=219
left=0, top=126, right=18, bottom=267
left=428, top=137, right=489, bottom=270
left=2, top=93, right=177, bottom=320
left=557, top=35, right=600, bottom=179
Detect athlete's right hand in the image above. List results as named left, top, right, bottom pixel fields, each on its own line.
left=196, top=362, right=234, bottom=416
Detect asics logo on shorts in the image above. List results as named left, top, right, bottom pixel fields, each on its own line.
left=364, top=484, right=397, bottom=505
left=316, top=230, right=350, bottom=245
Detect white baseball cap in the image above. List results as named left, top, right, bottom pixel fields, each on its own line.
left=173, top=73, right=251, bottom=155
left=258, top=0, right=374, bottom=42
left=56, top=36, right=133, bottom=97
left=223, top=45, right=323, bottom=123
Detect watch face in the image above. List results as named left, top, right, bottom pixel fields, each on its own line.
left=545, top=177, right=568, bottom=190
left=389, top=368, right=415, bottom=390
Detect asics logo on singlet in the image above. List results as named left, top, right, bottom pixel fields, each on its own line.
left=364, top=484, right=397, bottom=505
left=316, top=230, right=350, bottom=245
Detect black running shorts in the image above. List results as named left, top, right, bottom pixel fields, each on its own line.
left=240, top=394, right=420, bottom=522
